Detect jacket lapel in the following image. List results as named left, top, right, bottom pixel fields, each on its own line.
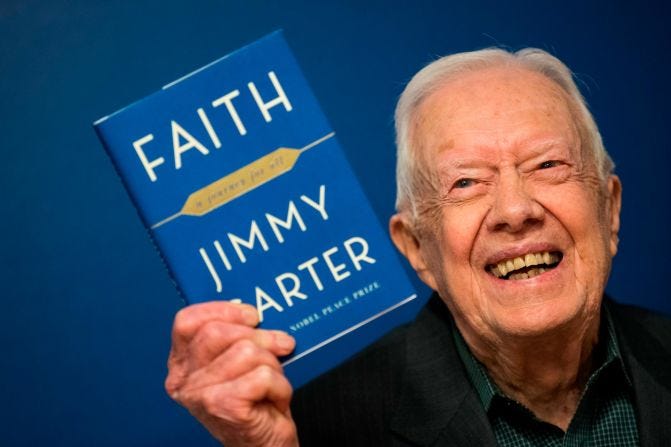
left=390, top=295, right=496, bottom=446
left=609, top=300, right=671, bottom=447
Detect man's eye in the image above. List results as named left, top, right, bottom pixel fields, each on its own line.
left=454, top=178, right=474, bottom=189
left=539, top=160, right=558, bottom=169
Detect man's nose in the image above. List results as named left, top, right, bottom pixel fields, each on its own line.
left=485, top=174, right=544, bottom=233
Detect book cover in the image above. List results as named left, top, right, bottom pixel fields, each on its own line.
left=94, top=30, right=417, bottom=388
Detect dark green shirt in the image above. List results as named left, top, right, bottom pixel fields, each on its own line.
left=453, top=306, right=640, bottom=446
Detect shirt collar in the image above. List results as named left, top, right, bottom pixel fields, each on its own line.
left=452, top=301, right=632, bottom=412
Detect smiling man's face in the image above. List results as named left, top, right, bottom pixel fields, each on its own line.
left=394, top=66, right=622, bottom=345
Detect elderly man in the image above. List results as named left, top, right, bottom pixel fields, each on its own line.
left=165, top=48, right=671, bottom=446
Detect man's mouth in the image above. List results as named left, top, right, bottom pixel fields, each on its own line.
left=486, top=251, right=562, bottom=280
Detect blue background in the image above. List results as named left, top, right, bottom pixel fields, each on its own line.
left=1, top=1, right=669, bottom=445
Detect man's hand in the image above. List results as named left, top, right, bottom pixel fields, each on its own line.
left=165, top=301, right=298, bottom=446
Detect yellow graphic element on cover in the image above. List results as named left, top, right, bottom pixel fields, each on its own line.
left=151, top=132, right=335, bottom=229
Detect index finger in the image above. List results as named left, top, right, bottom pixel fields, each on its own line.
left=171, top=301, right=259, bottom=349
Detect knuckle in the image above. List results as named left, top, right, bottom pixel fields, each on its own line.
left=232, top=338, right=259, bottom=358
left=164, top=375, right=178, bottom=397
left=229, top=405, right=254, bottom=425
left=199, top=321, right=224, bottom=340
left=201, top=390, right=252, bottom=425
left=201, top=390, right=223, bottom=416
left=255, top=364, right=275, bottom=381
left=164, top=367, right=186, bottom=399
left=173, top=308, right=194, bottom=335
left=178, top=388, right=202, bottom=410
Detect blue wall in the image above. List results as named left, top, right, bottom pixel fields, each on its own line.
left=1, top=1, right=669, bottom=445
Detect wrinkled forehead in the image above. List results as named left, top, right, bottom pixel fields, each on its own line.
left=411, top=66, right=581, bottom=161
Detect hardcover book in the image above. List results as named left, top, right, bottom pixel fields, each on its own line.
left=94, top=31, right=417, bottom=388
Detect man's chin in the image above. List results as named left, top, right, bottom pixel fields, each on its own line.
left=486, top=297, right=587, bottom=339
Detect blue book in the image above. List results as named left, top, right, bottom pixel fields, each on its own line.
left=94, top=31, right=417, bottom=388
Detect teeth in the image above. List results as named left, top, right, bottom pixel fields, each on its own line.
left=510, top=272, right=528, bottom=280
left=489, top=251, right=560, bottom=279
left=525, top=253, right=537, bottom=266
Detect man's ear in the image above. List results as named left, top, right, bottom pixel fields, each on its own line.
left=606, top=174, right=622, bottom=257
left=389, top=213, right=438, bottom=290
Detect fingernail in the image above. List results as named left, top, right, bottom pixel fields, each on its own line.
left=275, top=332, right=295, bottom=350
left=241, top=307, right=259, bottom=325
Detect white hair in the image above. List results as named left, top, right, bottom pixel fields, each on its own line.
left=394, top=47, right=615, bottom=219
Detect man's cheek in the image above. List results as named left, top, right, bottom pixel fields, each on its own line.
left=439, top=232, right=472, bottom=269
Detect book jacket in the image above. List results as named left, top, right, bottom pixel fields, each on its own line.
left=94, top=31, right=417, bottom=388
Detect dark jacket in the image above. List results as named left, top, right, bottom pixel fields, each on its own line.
left=291, top=294, right=671, bottom=446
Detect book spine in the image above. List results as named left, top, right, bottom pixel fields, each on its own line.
left=93, top=124, right=190, bottom=306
